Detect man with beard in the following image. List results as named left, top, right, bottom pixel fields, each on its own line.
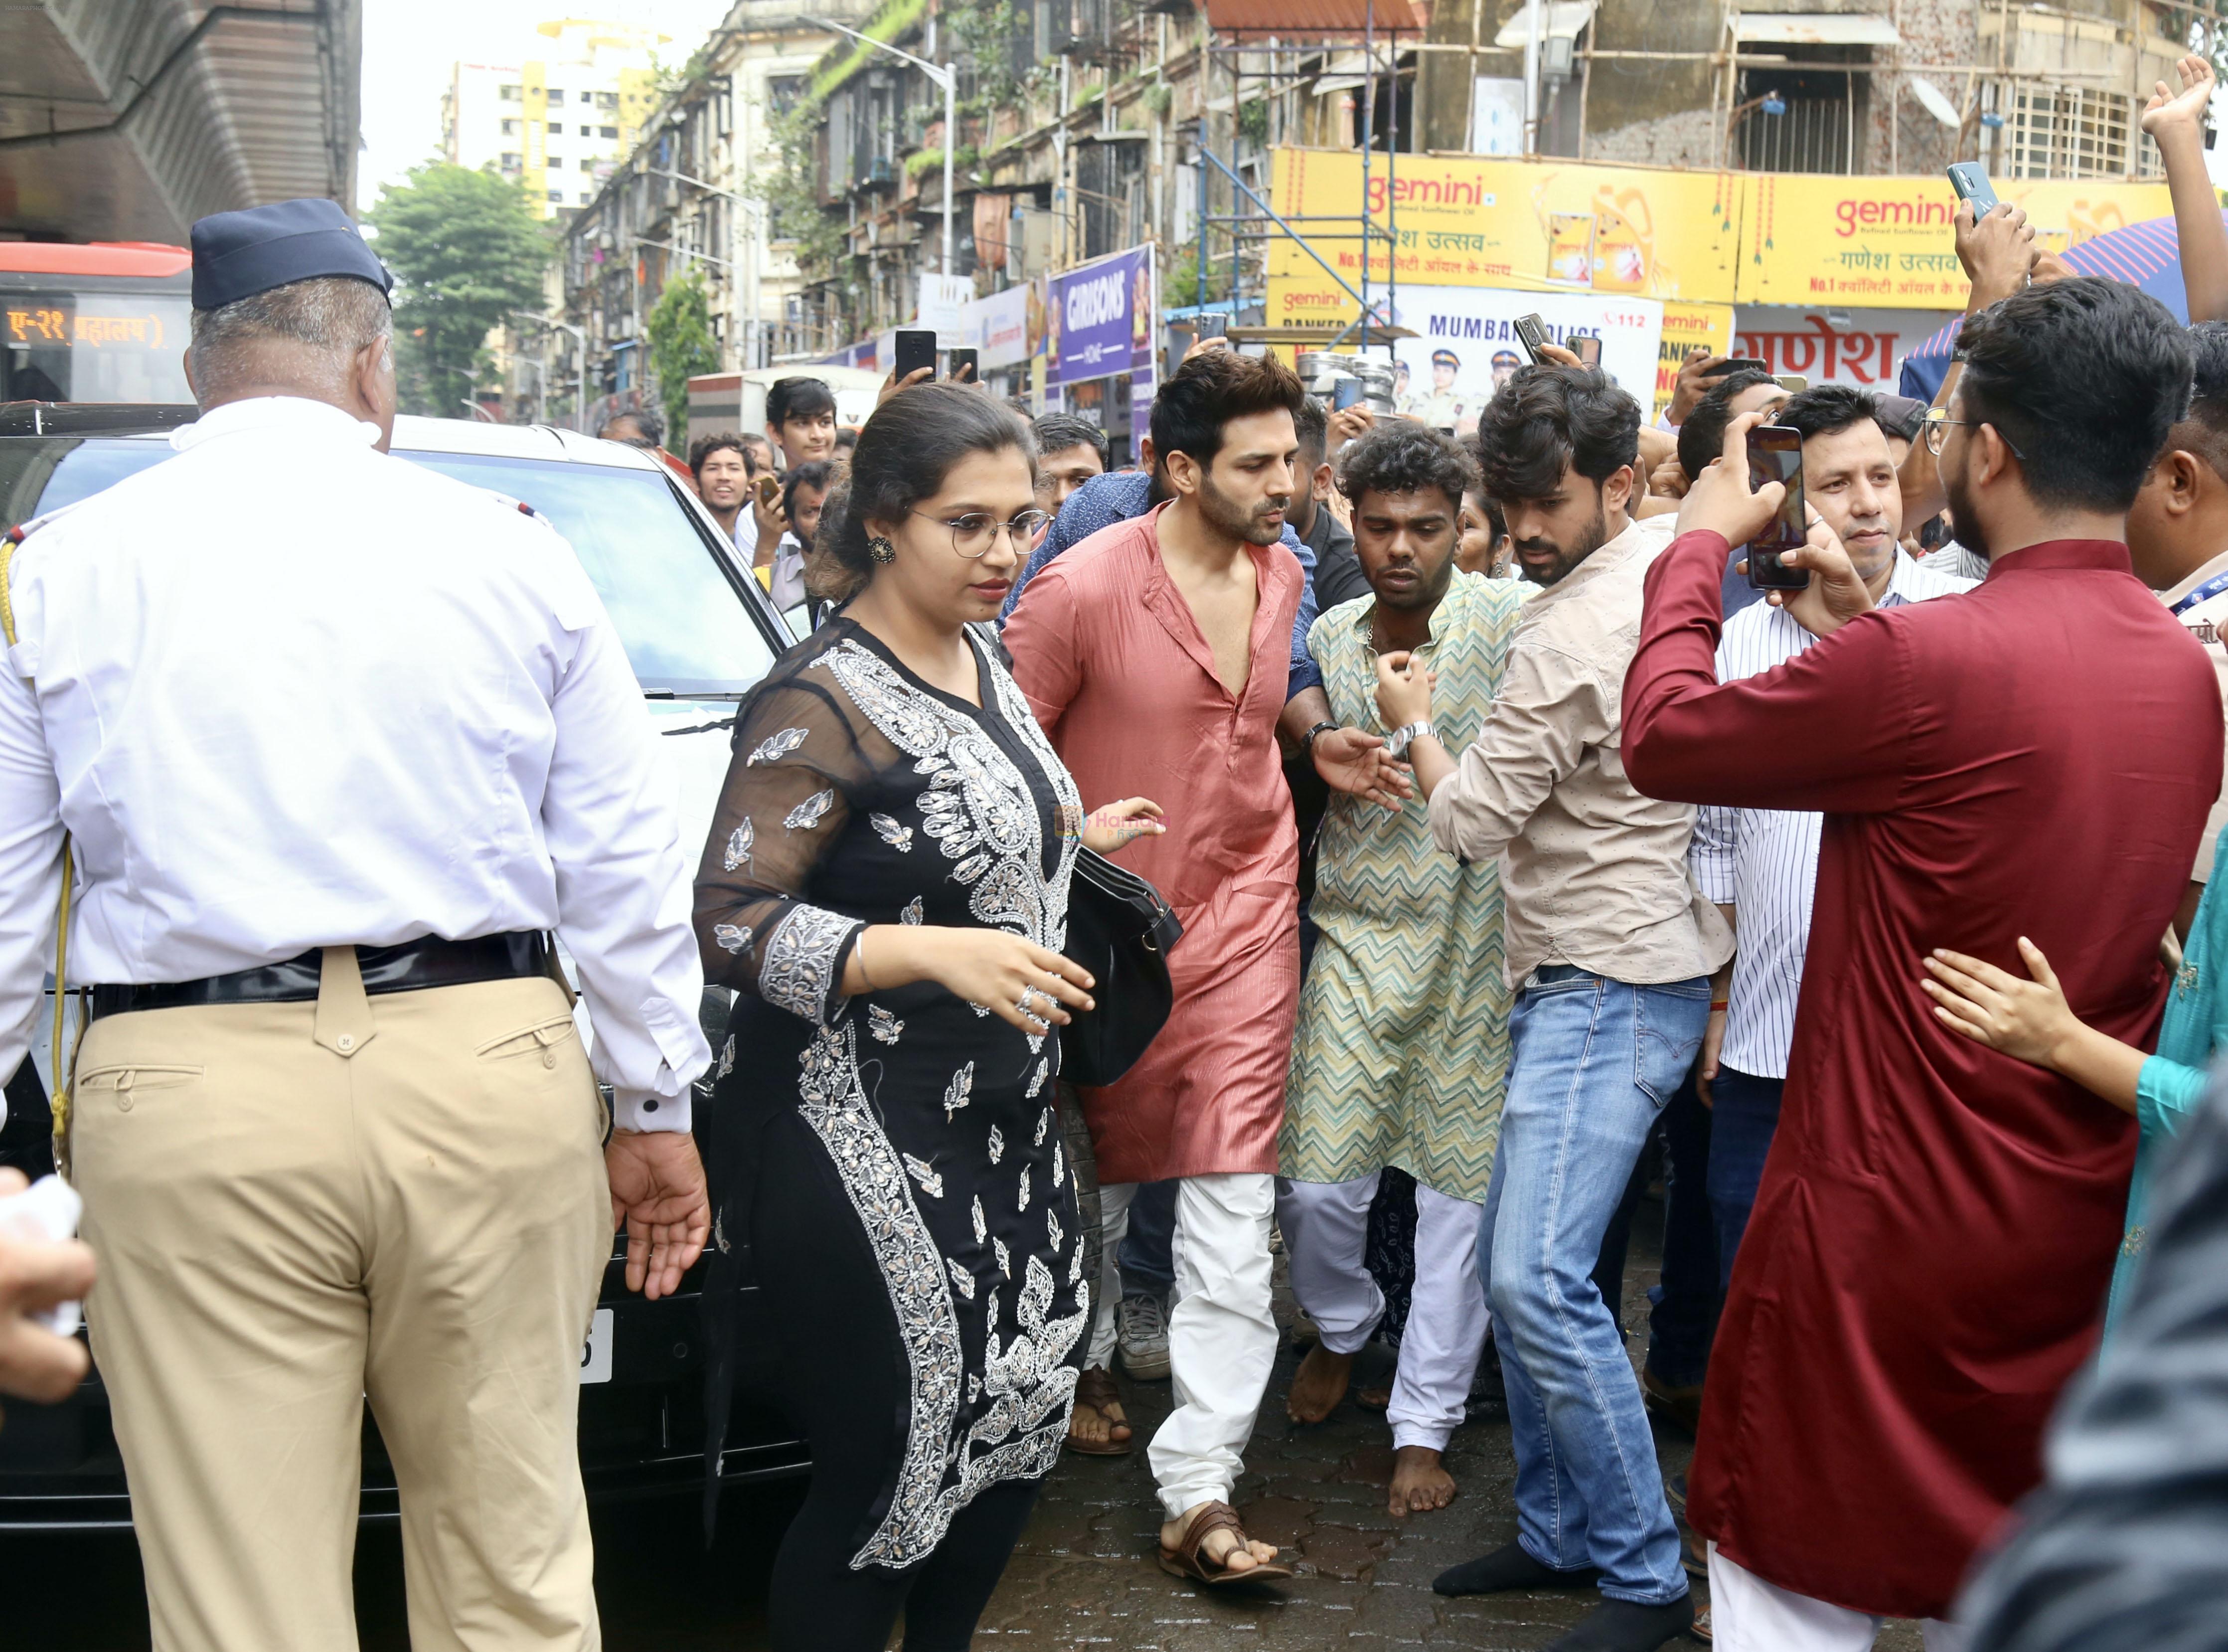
left=1277, top=423, right=1526, bottom=1519
left=1376, top=365, right=1728, bottom=1652
left=1005, top=348, right=1406, bottom=1586
left=1621, top=277, right=2218, bottom=1649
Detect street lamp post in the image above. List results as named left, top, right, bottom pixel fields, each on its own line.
left=810, top=18, right=956, bottom=277
left=548, top=320, right=589, bottom=434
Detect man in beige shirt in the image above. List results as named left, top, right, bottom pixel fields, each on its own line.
left=1374, top=365, right=1729, bottom=1652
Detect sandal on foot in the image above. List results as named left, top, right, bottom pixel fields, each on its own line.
left=1066, top=1366, right=1132, bottom=1456
left=1157, top=1500, right=1295, bottom=1586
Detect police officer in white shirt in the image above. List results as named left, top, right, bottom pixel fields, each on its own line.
left=0, top=199, right=712, bottom=1651
left=1691, top=384, right=1972, bottom=1282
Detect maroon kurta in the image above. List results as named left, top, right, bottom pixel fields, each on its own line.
left=1002, top=504, right=1302, bottom=1185
left=1623, top=532, right=2223, bottom=1619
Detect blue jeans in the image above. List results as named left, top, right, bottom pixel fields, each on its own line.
left=1118, top=1178, right=1178, bottom=1297
left=1480, top=966, right=1709, bottom=1605
left=1704, top=1067, right=1783, bottom=1290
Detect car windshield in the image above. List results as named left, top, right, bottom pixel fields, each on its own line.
left=404, top=451, right=777, bottom=697
left=0, top=436, right=777, bottom=698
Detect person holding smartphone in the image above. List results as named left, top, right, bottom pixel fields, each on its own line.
left=1622, top=280, right=2214, bottom=1652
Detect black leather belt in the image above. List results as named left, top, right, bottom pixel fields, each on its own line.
left=87, top=932, right=552, bottom=1023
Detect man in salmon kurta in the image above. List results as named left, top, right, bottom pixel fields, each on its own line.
left=1003, top=350, right=1388, bottom=1583
left=1621, top=279, right=2222, bottom=1650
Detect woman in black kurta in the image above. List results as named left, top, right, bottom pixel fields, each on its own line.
left=694, top=385, right=1159, bottom=1651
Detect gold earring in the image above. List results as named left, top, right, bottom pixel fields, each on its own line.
left=867, top=535, right=896, bottom=564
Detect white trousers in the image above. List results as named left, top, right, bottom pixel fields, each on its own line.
left=1089, top=1172, right=1278, bottom=1521
left=1708, top=1544, right=1972, bottom=1652
left=1275, top=1171, right=1489, bottom=1453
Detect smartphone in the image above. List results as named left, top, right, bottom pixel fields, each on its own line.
left=1514, top=313, right=1550, bottom=365
left=1775, top=375, right=1808, bottom=393
left=1716, top=357, right=1770, bottom=376
left=1744, top=424, right=1808, bottom=591
left=754, top=473, right=782, bottom=508
left=1946, top=163, right=1999, bottom=213
left=947, top=347, right=978, bottom=382
left=1571, top=334, right=1602, bottom=369
left=1332, top=378, right=1365, bottom=411
left=894, top=329, right=937, bottom=382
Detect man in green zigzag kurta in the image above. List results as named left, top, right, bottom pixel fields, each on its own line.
left=1277, top=421, right=1526, bottom=1518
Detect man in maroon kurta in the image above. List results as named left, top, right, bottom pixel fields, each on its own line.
left=1621, top=279, right=2222, bottom=1644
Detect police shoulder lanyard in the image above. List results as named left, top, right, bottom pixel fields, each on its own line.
left=2171, top=570, right=2228, bottom=616
left=0, top=524, right=81, bottom=1162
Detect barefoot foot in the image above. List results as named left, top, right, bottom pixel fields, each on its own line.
left=1388, top=1444, right=1457, bottom=1517
left=1286, top=1342, right=1354, bottom=1424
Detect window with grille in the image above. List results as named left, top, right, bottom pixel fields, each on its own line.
left=1997, top=84, right=2160, bottom=178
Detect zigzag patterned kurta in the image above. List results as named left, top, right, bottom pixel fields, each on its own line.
left=1282, top=572, right=1527, bottom=1204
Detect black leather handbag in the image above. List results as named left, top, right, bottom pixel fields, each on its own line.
left=1060, top=847, right=1183, bottom=1087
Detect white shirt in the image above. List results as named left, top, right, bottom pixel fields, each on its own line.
left=0, top=397, right=709, bottom=1131
left=1690, top=550, right=1975, bottom=1078
left=2159, top=546, right=2228, bottom=882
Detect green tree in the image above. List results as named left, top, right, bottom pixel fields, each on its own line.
left=645, top=272, right=722, bottom=441
left=367, top=164, right=550, bottom=418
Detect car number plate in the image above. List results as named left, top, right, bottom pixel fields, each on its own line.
left=579, top=1308, right=614, bottom=1384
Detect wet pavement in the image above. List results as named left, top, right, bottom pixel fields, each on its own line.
left=9, top=1197, right=1922, bottom=1650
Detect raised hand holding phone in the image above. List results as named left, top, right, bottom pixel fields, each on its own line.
left=1743, top=424, right=1808, bottom=592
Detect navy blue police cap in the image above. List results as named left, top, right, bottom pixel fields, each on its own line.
left=190, top=198, right=393, bottom=311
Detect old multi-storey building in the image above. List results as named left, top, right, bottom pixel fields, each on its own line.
left=550, top=0, right=2200, bottom=428
left=444, top=18, right=666, bottom=223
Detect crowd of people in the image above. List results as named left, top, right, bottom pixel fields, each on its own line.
left=9, top=55, right=2228, bottom=1652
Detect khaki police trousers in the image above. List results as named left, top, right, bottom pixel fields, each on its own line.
left=72, top=951, right=613, bottom=1652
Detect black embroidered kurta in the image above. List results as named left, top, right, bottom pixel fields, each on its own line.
left=695, top=617, right=1087, bottom=1571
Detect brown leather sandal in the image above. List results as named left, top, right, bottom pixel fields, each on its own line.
left=1066, top=1365, right=1132, bottom=1456
left=1156, top=1500, right=1295, bottom=1586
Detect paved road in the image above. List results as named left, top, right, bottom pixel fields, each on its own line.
left=5, top=1196, right=1923, bottom=1649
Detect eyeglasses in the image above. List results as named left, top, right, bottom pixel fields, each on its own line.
left=1921, top=406, right=2027, bottom=461
left=910, top=508, right=1052, bottom=559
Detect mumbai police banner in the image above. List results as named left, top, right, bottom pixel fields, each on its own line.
left=1734, top=174, right=2174, bottom=307
left=1046, top=246, right=1155, bottom=390
left=1267, top=148, right=1743, bottom=302
left=1267, top=278, right=1661, bottom=429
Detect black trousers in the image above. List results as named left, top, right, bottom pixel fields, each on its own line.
left=756, top=1109, right=1044, bottom=1652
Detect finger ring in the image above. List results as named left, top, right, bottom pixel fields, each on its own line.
left=1015, top=987, right=1048, bottom=1021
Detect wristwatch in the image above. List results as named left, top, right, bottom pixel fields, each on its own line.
left=1386, top=719, right=1434, bottom=758
left=1300, top=720, right=1339, bottom=754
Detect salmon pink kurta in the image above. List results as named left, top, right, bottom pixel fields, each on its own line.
left=1002, top=502, right=1303, bottom=1186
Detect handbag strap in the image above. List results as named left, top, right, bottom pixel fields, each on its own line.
left=1, top=533, right=79, bottom=1162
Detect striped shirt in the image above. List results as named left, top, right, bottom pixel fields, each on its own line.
left=1692, top=551, right=1975, bottom=1077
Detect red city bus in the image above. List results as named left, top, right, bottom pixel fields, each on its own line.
left=0, top=242, right=193, bottom=404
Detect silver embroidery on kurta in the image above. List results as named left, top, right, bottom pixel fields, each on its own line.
left=713, top=922, right=754, bottom=955
left=1047, top=1208, right=1062, bottom=1252
left=1017, top=1165, right=1032, bottom=1212
left=994, top=1236, right=1010, bottom=1278
left=942, top=1062, right=974, bottom=1121
left=986, top=1124, right=1005, bottom=1165
left=947, top=1258, right=976, bottom=1301
left=1051, top=1140, right=1064, bottom=1188
left=1027, top=1059, right=1048, bottom=1100
left=784, top=789, right=835, bottom=831
left=716, top=1035, right=736, bottom=1079
left=1033, top=1107, right=1051, bottom=1146
left=971, top=1195, right=988, bottom=1246
left=901, top=896, right=924, bottom=925
left=724, top=819, right=753, bottom=869
left=871, top=812, right=915, bottom=851
left=821, top=638, right=1079, bottom=954
left=869, top=1004, right=904, bottom=1045
left=904, top=1154, right=945, bottom=1199
left=760, top=903, right=857, bottom=1024
left=747, top=726, right=808, bottom=765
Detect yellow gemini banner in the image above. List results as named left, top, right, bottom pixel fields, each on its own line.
left=1266, top=148, right=2178, bottom=312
